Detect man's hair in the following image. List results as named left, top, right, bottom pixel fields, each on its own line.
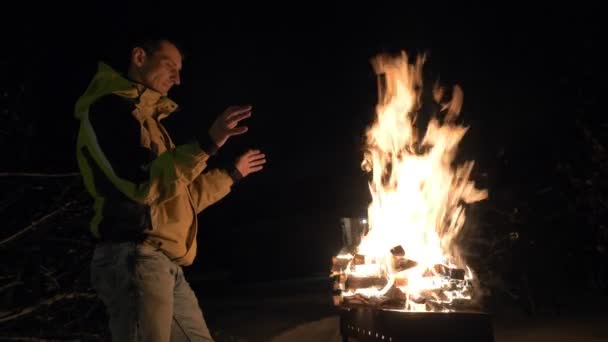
left=99, top=32, right=186, bottom=75
left=132, top=36, right=186, bottom=60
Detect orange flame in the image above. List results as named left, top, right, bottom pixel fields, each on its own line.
left=339, top=51, right=487, bottom=312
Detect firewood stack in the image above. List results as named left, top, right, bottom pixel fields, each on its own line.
left=331, top=244, right=475, bottom=312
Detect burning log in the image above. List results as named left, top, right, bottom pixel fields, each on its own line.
left=390, top=243, right=419, bottom=271
left=341, top=283, right=409, bottom=310
left=390, top=245, right=405, bottom=256
left=394, top=277, right=408, bottom=287
left=343, top=295, right=406, bottom=310
left=345, top=276, right=388, bottom=291
left=393, top=257, right=417, bottom=272
left=425, top=300, right=446, bottom=312
left=432, top=264, right=466, bottom=280
left=343, top=293, right=374, bottom=306
left=451, top=269, right=465, bottom=280
left=336, top=268, right=476, bottom=312
left=352, top=254, right=365, bottom=266
left=331, top=251, right=475, bottom=311
left=332, top=288, right=343, bottom=306
left=384, top=285, right=407, bottom=303
left=330, top=256, right=351, bottom=275
left=331, top=274, right=346, bottom=290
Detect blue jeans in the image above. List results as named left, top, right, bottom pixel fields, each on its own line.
left=90, top=242, right=213, bottom=341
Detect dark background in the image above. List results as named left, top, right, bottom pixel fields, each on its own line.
left=1, top=2, right=604, bottom=321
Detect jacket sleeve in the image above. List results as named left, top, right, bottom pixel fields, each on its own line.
left=86, top=94, right=217, bottom=206
left=188, top=168, right=238, bottom=214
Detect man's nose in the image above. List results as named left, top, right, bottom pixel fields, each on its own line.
left=173, top=72, right=181, bottom=86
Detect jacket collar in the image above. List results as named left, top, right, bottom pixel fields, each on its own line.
left=75, top=62, right=178, bottom=120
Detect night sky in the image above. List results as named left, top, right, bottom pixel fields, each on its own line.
left=3, top=4, right=602, bottom=282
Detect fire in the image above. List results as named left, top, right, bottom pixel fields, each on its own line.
left=332, top=51, right=487, bottom=312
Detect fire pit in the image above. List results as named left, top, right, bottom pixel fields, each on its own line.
left=339, top=307, right=494, bottom=342
left=331, top=51, right=493, bottom=340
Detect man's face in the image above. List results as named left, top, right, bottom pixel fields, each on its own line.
left=135, top=41, right=182, bottom=96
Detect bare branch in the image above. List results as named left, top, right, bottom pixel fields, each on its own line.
left=0, top=173, right=79, bottom=178
left=0, top=281, right=23, bottom=293
left=43, top=237, right=91, bottom=245
left=39, top=266, right=60, bottom=290
left=0, top=333, right=103, bottom=341
left=0, top=292, right=96, bottom=323
left=0, top=201, right=77, bottom=248
left=0, top=337, right=51, bottom=341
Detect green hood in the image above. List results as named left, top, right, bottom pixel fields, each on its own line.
left=74, top=62, right=178, bottom=120
left=74, top=62, right=133, bottom=120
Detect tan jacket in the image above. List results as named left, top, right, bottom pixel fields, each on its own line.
left=74, top=62, right=234, bottom=266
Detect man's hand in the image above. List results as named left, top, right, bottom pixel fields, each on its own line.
left=208, top=105, right=252, bottom=148
left=235, top=150, right=266, bottom=178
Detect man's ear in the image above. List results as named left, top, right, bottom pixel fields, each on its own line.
left=131, top=47, right=147, bottom=68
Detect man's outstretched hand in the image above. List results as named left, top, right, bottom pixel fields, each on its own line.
left=235, top=150, right=266, bottom=178
left=208, top=105, right=252, bottom=148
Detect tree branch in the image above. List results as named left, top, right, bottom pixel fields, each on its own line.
left=0, top=281, right=23, bottom=294
left=0, top=333, right=103, bottom=341
left=0, top=292, right=96, bottom=323
left=0, top=201, right=77, bottom=248
left=0, top=173, right=79, bottom=178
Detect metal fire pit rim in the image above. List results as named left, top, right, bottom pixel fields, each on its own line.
left=339, top=306, right=495, bottom=342
left=339, top=303, right=492, bottom=316
left=372, top=308, right=492, bottom=316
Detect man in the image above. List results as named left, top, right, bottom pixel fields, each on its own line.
left=74, top=37, right=266, bottom=341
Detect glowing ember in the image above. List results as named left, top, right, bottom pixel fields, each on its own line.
left=332, top=51, right=487, bottom=312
